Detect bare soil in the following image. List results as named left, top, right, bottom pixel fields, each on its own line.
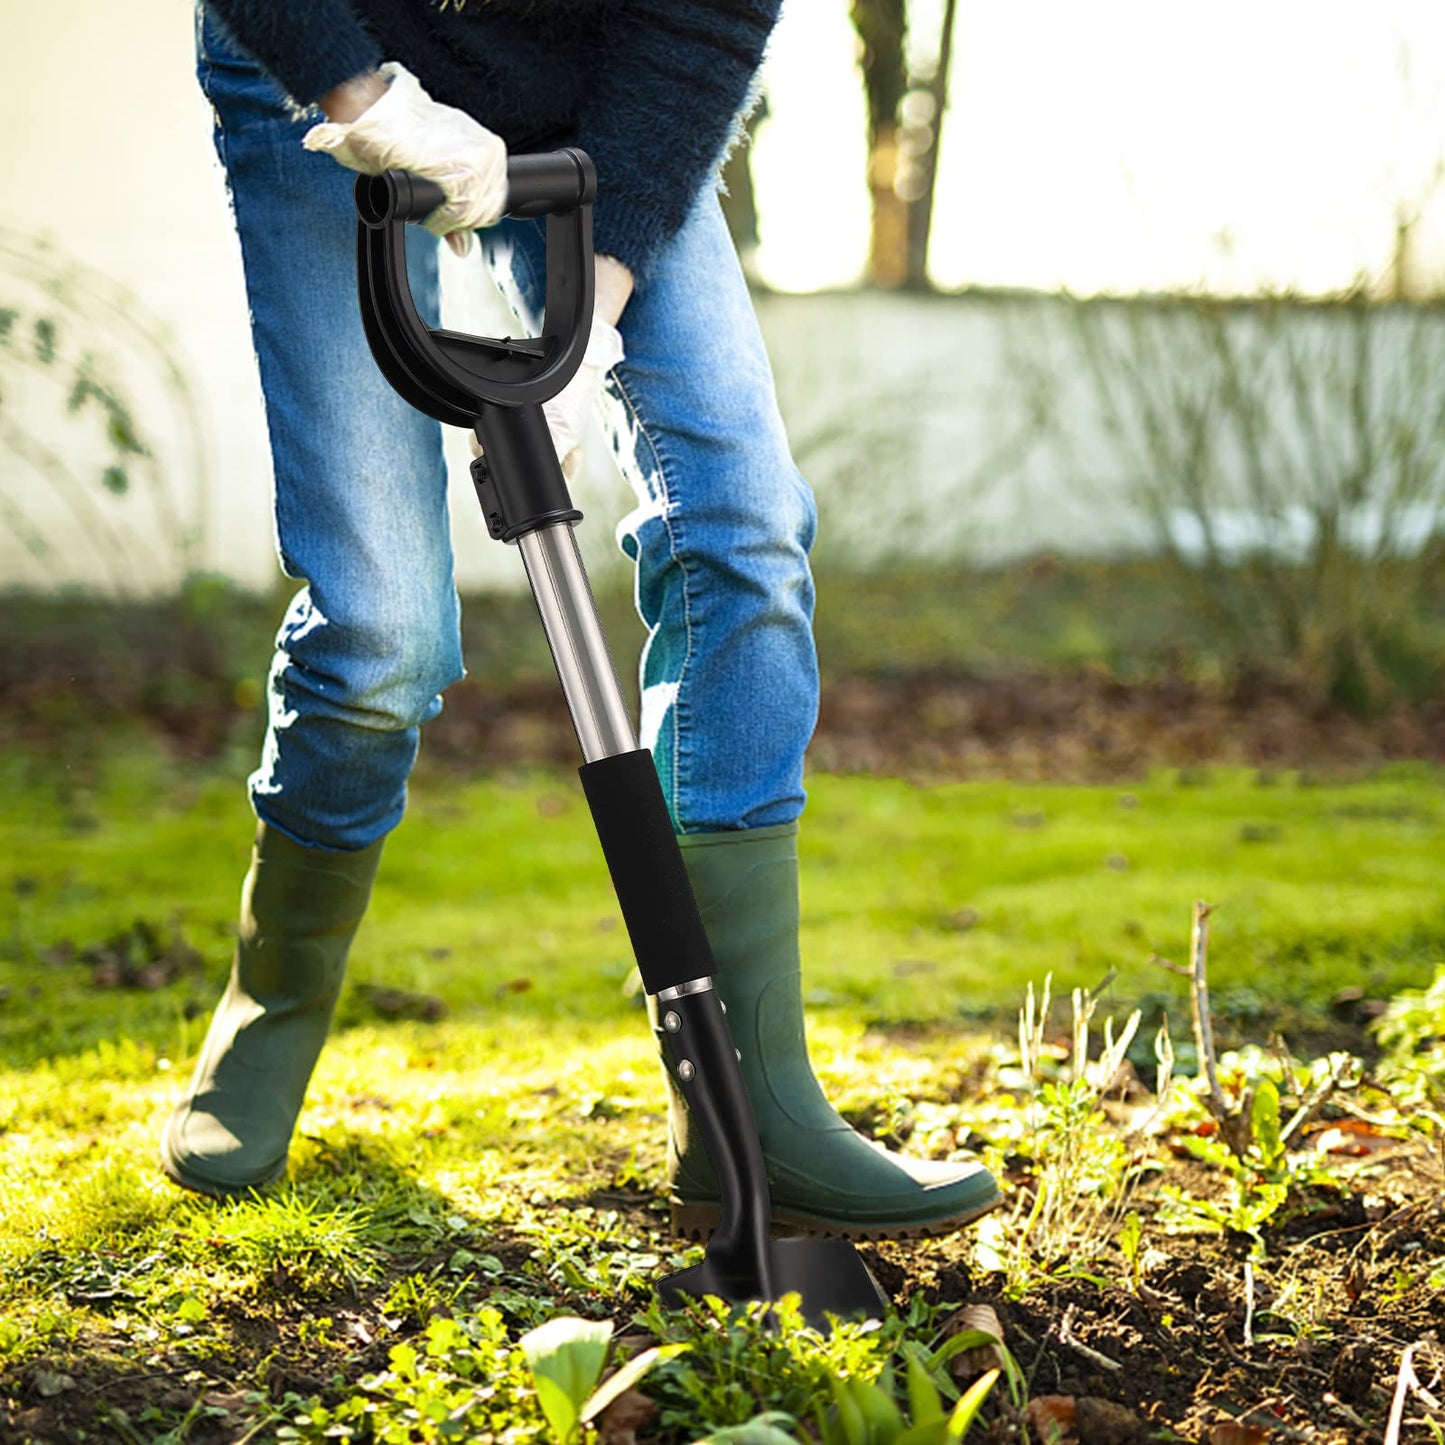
left=4, top=1156, right=1442, bottom=1444
left=415, top=667, right=1445, bottom=782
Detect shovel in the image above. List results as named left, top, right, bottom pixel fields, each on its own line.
left=352, top=152, right=888, bottom=1328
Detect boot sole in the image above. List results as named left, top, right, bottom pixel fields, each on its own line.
left=157, top=1117, right=287, bottom=1200
left=669, top=1188, right=1005, bottom=1244
left=158, top=1145, right=286, bottom=1199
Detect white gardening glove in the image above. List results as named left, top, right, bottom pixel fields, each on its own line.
left=463, top=318, right=622, bottom=479
left=544, top=254, right=633, bottom=479
left=303, top=62, right=507, bottom=257
left=544, top=317, right=625, bottom=481
left=469, top=255, right=633, bottom=478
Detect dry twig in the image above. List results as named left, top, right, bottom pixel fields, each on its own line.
left=1321, top=1393, right=1370, bottom=1430
left=1153, top=901, right=1255, bottom=1159
left=1189, top=901, right=1253, bottom=1157
left=1054, top=1304, right=1122, bottom=1373
left=1281, top=1053, right=1355, bottom=1148
left=1384, top=1339, right=1444, bottom=1445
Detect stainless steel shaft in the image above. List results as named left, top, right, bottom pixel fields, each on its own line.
left=517, top=522, right=638, bottom=763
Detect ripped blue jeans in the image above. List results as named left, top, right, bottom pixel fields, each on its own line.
left=198, top=8, right=819, bottom=849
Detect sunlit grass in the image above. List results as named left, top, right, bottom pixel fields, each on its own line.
left=4, top=748, right=1441, bottom=1075
left=1, top=746, right=1441, bottom=1437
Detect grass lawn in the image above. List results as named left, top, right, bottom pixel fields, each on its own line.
left=3, top=746, right=1441, bottom=1065
left=2, top=744, right=1443, bottom=1441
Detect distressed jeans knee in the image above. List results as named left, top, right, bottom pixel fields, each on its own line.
left=250, top=584, right=465, bottom=851
left=200, top=8, right=462, bottom=852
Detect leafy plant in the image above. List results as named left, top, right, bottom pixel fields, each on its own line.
left=282, top=1311, right=684, bottom=1444
left=283, top=1311, right=542, bottom=1443
left=0, top=228, right=209, bottom=593
left=1157, top=1040, right=1358, bottom=1245
left=634, top=1292, right=906, bottom=1436
left=1373, top=965, right=1445, bottom=1123
left=519, top=1314, right=686, bottom=1443
left=1116, top=1210, right=1145, bottom=1293
left=815, top=1361, right=998, bottom=1445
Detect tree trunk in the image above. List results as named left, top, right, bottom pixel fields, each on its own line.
left=903, top=0, right=958, bottom=289
left=852, top=0, right=957, bottom=290
left=851, top=0, right=910, bottom=288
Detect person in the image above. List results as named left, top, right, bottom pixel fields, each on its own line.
left=161, top=0, right=1002, bottom=1241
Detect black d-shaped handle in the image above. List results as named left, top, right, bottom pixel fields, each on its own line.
left=354, top=148, right=597, bottom=426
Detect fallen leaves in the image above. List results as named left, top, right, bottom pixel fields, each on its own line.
left=1208, top=1424, right=1270, bottom=1445
left=1021, top=1394, right=1147, bottom=1445
left=59, top=917, right=204, bottom=991
left=943, top=1302, right=1006, bottom=1383
left=595, top=1387, right=657, bottom=1445
left=1309, top=1117, right=1408, bottom=1157
left=1025, top=1395, right=1077, bottom=1440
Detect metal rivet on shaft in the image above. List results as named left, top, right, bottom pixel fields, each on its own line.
left=735, top=1049, right=742, bottom=1060
left=663, top=1010, right=681, bottom=1033
left=720, top=1000, right=727, bottom=1014
left=677, top=1059, right=695, bottom=1081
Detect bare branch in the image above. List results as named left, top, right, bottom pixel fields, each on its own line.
left=1189, top=903, right=1227, bottom=1114
left=1055, top=1304, right=1123, bottom=1373
left=1384, top=1341, right=1426, bottom=1445
left=1280, top=1053, right=1353, bottom=1148
left=1148, top=952, right=1192, bottom=979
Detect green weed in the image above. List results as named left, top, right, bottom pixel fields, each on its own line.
left=978, top=974, right=1158, bottom=1294
left=814, top=1361, right=998, bottom=1445
left=520, top=1314, right=686, bottom=1443
left=1154, top=1044, right=1361, bottom=1246
left=202, top=1189, right=387, bottom=1294
left=1373, top=965, right=1445, bottom=1122
left=278, top=1310, right=684, bottom=1445
left=634, top=1293, right=900, bottom=1436
left=281, top=1311, right=544, bottom=1443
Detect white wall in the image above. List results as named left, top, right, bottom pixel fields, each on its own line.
left=0, top=0, right=565, bottom=596
left=8, top=4, right=1435, bottom=598
left=3, top=0, right=273, bottom=591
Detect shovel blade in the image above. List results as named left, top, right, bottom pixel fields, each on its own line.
left=658, top=1236, right=888, bottom=1330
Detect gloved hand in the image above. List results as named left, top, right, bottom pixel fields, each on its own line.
left=469, top=254, right=634, bottom=479
left=545, top=315, right=625, bottom=481
left=545, top=253, right=633, bottom=479
left=303, top=62, right=507, bottom=257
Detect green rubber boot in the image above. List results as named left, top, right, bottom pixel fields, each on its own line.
left=160, top=823, right=383, bottom=1197
left=654, top=824, right=1002, bottom=1242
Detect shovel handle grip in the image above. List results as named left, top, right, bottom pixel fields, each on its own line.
left=355, top=148, right=596, bottom=229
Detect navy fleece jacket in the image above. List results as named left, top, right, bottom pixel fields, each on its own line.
left=204, top=0, right=781, bottom=283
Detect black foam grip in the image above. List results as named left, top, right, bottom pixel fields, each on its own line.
left=578, top=750, right=715, bottom=995
left=356, top=152, right=595, bottom=228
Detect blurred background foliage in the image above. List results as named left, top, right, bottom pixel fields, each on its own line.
left=1, top=0, right=1442, bottom=735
